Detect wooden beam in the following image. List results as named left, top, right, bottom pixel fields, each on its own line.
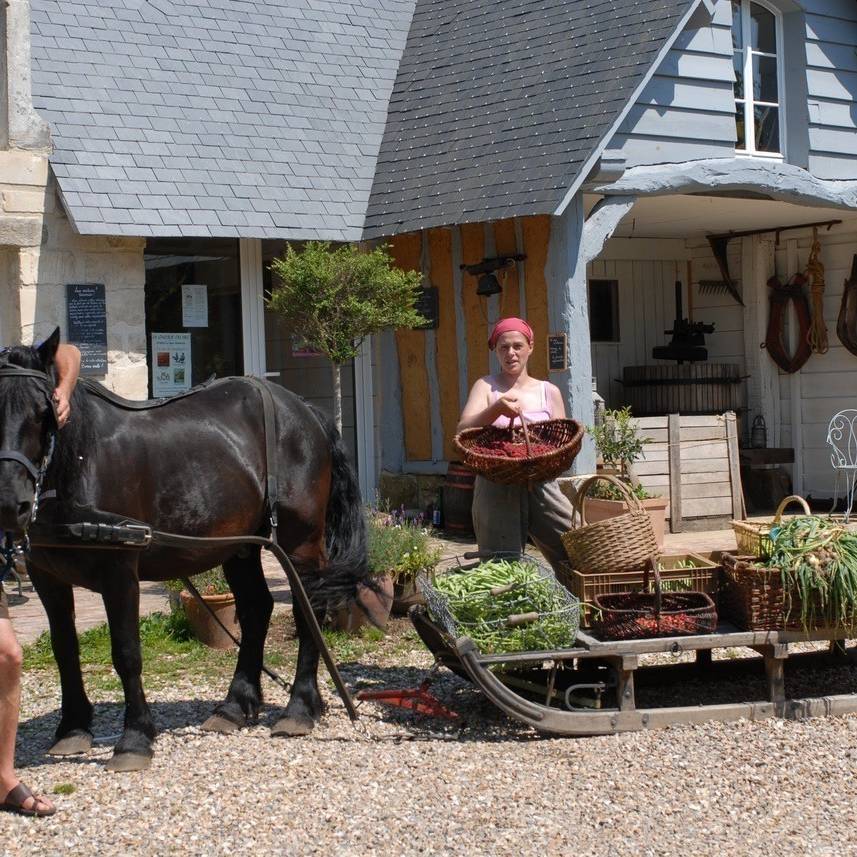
left=725, top=410, right=745, bottom=519
left=668, top=412, right=683, bottom=533
left=459, top=223, right=488, bottom=390
left=521, top=214, right=550, bottom=379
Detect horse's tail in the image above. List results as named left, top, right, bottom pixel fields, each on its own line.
left=304, top=403, right=370, bottom=611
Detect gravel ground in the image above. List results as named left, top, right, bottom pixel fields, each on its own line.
left=7, top=622, right=857, bottom=857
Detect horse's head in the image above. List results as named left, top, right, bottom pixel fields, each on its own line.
left=0, top=328, right=61, bottom=534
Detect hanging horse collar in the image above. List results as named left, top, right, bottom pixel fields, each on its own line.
left=763, top=273, right=813, bottom=374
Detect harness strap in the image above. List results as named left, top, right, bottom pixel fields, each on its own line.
left=242, top=377, right=280, bottom=543
left=764, top=274, right=813, bottom=374
left=0, top=450, right=41, bottom=481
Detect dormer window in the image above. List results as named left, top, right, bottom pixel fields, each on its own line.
left=732, top=0, right=783, bottom=156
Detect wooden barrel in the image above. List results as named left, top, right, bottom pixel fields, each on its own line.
left=443, top=462, right=475, bottom=535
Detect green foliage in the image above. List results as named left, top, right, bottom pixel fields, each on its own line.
left=587, top=406, right=647, bottom=477
left=587, top=480, right=653, bottom=501
left=52, top=783, right=76, bottom=796
left=268, top=242, right=426, bottom=365
left=163, top=566, right=230, bottom=597
left=367, top=508, right=441, bottom=582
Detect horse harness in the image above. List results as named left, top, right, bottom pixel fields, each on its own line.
left=763, top=273, right=813, bottom=374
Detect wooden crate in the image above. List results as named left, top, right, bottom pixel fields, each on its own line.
left=568, top=552, right=721, bottom=628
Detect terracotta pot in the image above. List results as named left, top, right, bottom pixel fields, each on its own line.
left=391, top=577, right=426, bottom=616
left=583, top=496, right=669, bottom=548
left=179, top=589, right=240, bottom=650
left=330, top=574, right=394, bottom=633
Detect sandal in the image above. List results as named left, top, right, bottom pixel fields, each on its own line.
left=0, top=783, right=56, bottom=817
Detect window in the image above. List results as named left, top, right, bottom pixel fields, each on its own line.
left=732, top=1, right=783, bottom=156
left=588, top=279, right=620, bottom=342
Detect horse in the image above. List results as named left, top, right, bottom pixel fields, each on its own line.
left=0, top=329, right=369, bottom=772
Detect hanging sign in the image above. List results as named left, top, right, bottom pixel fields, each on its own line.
left=413, top=286, right=439, bottom=329
left=548, top=333, right=568, bottom=371
left=65, top=283, right=108, bottom=375
left=151, top=332, right=191, bottom=396
left=181, top=284, right=208, bottom=327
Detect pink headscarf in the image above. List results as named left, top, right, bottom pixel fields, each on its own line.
left=488, top=317, right=534, bottom=350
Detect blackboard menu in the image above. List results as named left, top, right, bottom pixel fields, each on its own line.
left=413, top=286, right=439, bottom=329
left=66, top=283, right=107, bottom=375
left=548, top=333, right=568, bottom=371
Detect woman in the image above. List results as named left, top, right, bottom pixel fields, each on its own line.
left=457, top=317, right=575, bottom=582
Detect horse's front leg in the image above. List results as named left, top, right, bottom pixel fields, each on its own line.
left=28, top=566, right=95, bottom=755
left=202, top=547, right=274, bottom=733
left=100, top=562, right=155, bottom=772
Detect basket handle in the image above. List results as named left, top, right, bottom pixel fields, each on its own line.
left=572, top=473, right=643, bottom=525
left=773, top=494, right=811, bottom=522
left=509, top=412, right=533, bottom=458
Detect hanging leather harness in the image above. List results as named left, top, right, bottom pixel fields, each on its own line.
left=764, top=273, right=813, bottom=374
left=837, top=255, right=857, bottom=357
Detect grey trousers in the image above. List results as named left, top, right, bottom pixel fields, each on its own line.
left=472, top=475, right=575, bottom=585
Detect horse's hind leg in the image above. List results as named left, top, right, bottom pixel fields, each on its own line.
left=202, top=547, right=273, bottom=733
left=28, top=568, right=94, bottom=756
left=100, top=564, right=156, bottom=772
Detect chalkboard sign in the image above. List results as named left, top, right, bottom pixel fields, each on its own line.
left=66, top=283, right=107, bottom=375
left=548, top=333, right=568, bottom=371
left=413, top=286, right=439, bottom=330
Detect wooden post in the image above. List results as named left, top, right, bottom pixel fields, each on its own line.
left=725, top=411, right=745, bottom=519
left=668, top=412, right=683, bottom=533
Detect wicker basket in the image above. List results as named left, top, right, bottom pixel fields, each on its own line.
left=418, top=557, right=580, bottom=655
left=453, top=417, right=584, bottom=486
left=561, top=474, right=658, bottom=574
left=731, top=495, right=810, bottom=559
left=592, top=564, right=718, bottom=641
left=568, top=553, right=721, bottom=628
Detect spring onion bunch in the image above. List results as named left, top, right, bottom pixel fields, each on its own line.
left=766, top=516, right=857, bottom=630
left=430, top=559, right=577, bottom=653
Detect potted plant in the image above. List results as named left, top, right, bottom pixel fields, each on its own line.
left=368, top=508, right=442, bottom=616
left=165, top=567, right=240, bottom=650
left=585, top=407, right=669, bottom=546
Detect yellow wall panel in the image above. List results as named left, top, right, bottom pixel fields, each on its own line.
left=521, top=215, right=550, bottom=379
left=493, top=218, right=521, bottom=321
left=459, top=222, right=488, bottom=390
left=389, top=233, right=431, bottom=460
left=427, top=228, right=459, bottom=461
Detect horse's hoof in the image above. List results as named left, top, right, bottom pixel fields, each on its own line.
left=201, top=714, right=241, bottom=734
left=271, top=715, right=315, bottom=738
left=105, top=753, right=152, bottom=773
left=49, top=731, right=93, bottom=756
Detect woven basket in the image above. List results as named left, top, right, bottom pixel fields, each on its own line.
left=561, top=474, right=658, bottom=574
left=592, top=563, right=717, bottom=641
left=453, top=417, right=583, bottom=486
left=731, top=495, right=810, bottom=559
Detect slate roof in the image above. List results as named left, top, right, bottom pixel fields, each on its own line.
left=363, top=0, right=702, bottom=238
left=29, top=0, right=416, bottom=240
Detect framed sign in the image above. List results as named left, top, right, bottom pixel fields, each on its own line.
left=413, top=286, right=439, bottom=329
left=548, top=333, right=568, bottom=371
left=181, top=284, right=208, bottom=327
left=66, top=283, right=107, bottom=375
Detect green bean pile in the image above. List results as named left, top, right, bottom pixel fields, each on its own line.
left=430, top=559, right=577, bottom=654
left=766, top=516, right=857, bottom=630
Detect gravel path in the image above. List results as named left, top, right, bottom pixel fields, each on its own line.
left=8, top=626, right=857, bottom=857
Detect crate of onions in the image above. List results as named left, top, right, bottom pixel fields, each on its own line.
left=453, top=417, right=584, bottom=485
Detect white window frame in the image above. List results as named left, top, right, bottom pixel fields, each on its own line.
left=732, top=0, right=786, bottom=160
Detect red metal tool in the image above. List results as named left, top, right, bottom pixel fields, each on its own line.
left=356, top=679, right=460, bottom=721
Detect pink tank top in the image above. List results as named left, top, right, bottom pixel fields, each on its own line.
left=490, top=380, right=552, bottom=428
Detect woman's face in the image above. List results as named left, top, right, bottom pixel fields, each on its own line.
left=495, top=331, right=533, bottom=375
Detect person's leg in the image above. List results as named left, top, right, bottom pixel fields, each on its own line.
left=472, top=476, right=527, bottom=556
left=0, top=591, right=54, bottom=814
left=527, top=479, right=576, bottom=586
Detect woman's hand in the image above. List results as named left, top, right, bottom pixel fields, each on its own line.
left=495, top=393, right=521, bottom=418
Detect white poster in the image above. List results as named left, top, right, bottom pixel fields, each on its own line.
left=181, top=284, right=208, bottom=327
left=152, top=332, right=192, bottom=397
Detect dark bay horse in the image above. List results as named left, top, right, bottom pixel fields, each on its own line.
left=0, top=330, right=368, bottom=771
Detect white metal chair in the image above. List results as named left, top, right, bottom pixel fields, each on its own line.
left=827, top=409, right=857, bottom=521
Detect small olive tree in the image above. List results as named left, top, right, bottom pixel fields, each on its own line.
left=268, top=241, right=425, bottom=433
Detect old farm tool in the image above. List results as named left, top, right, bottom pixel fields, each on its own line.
left=837, top=255, right=857, bottom=356
left=805, top=229, right=829, bottom=354
left=763, top=273, right=812, bottom=373
left=356, top=678, right=460, bottom=721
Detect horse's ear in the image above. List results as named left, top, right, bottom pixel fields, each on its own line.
left=36, top=327, right=61, bottom=368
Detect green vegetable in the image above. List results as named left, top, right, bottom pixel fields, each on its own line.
left=429, top=559, right=577, bottom=654
left=764, top=516, right=857, bottom=631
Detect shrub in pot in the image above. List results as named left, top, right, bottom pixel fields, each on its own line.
left=586, top=407, right=667, bottom=546
left=165, top=567, right=240, bottom=650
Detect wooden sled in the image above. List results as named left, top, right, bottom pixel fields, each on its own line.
left=410, top=607, right=857, bottom=736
